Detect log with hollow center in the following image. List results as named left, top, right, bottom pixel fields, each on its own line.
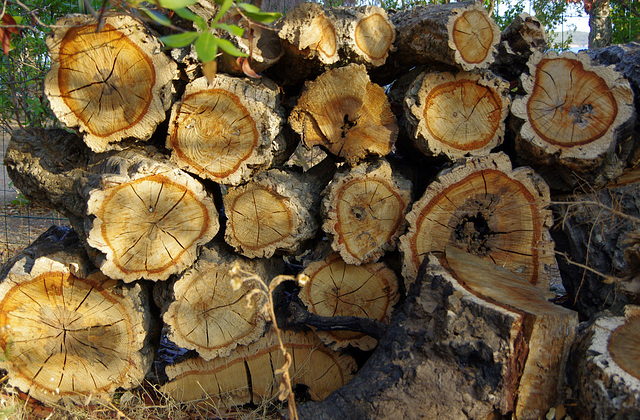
left=399, top=152, right=557, bottom=291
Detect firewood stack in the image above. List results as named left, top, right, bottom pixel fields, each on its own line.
left=3, top=1, right=640, bottom=418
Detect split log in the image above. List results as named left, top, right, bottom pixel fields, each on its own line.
left=0, top=226, right=153, bottom=405
left=321, top=158, right=411, bottom=264
left=289, top=64, right=398, bottom=165
left=4, top=129, right=220, bottom=282
left=166, top=74, right=290, bottom=186
left=298, top=249, right=577, bottom=419
left=162, top=245, right=283, bottom=360
left=567, top=306, right=640, bottom=419
left=403, top=69, right=511, bottom=159
left=224, top=161, right=334, bottom=259
left=298, top=252, right=399, bottom=351
left=160, top=329, right=357, bottom=405
left=371, top=2, right=500, bottom=85
left=490, top=13, right=548, bottom=81
left=511, top=50, right=636, bottom=191
left=399, top=152, right=558, bottom=291
left=44, top=14, right=177, bottom=152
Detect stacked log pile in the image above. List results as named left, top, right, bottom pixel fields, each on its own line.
left=2, top=1, right=640, bottom=418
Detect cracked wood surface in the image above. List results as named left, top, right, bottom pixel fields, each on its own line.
left=399, top=153, right=558, bottom=292
left=0, top=227, right=152, bottom=405
left=161, top=329, right=357, bottom=405
left=44, top=14, right=177, bottom=152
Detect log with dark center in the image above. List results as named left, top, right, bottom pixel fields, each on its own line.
left=0, top=227, right=153, bottom=405
left=511, top=50, right=636, bottom=191
left=289, top=64, right=398, bottom=165
left=44, top=14, right=177, bottom=152
left=399, top=152, right=558, bottom=291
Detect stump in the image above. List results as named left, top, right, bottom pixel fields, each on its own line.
left=160, top=329, right=357, bottom=405
left=166, top=74, right=289, bottom=186
left=404, top=69, right=511, bottom=159
left=44, top=14, right=177, bottom=152
left=289, top=64, right=398, bottom=165
left=0, top=227, right=153, bottom=405
left=297, top=250, right=577, bottom=419
left=399, top=153, right=557, bottom=290
left=511, top=50, right=636, bottom=191
left=321, top=158, right=411, bottom=264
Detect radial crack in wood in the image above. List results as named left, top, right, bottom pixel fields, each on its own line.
left=167, top=75, right=288, bottom=186
left=44, top=14, right=177, bottom=152
left=86, top=167, right=219, bottom=282
left=299, top=253, right=399, bottom=351
left=511, top=50, right=636, bottom=190
left=163, top=245, right=284, bottom=360
left=404, top=70, right=511, bottom=159
left=290, top=64, right=398, bottom=165
left=399, top=152, right=557, bottom=292
left=0, top=227, right=153, bottom=405
left=322, top=158, right=411, bottom=264
left=160, top=329, right=357, bottom=405
left=568, top=306, right=640, bottom=418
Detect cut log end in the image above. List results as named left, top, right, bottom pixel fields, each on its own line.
left=353, top=11, right=396, bottom=65
left=290, top=64, right=398, bottom=165
left=300, top=253, right=399, bottom=350
left=323, top=159, right=411, bottom=264
left=450, top=8, right=499, bottom=67
left=608, top=315, right=640, bottom=380
left=45, top=14, right=177, bottom=152
left=399, top=153, right=556, bottom=292
left=87, top=171, right=219, bottom=282
left=405, top=70, right=510, bottom=159
left=0, top=235, right=152, bottom=405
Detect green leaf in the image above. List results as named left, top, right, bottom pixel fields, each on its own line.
left=213, top=0, right=233, bottom=23
left=160, top=31, right=200, bottom=48
left=195, top=32, right=219, bottom=62
left=140, top=7, right=172, bottom=26
left=214, top=23, right=244, bottom=37
left=12, top=16, right=23, bottom=25
left=173, top=7, right=207, bottom=31
left=158, top=0, right=199, bottom=8
left=216, top=38, right=247, bottom=57
left=237, top=5, right=281, bottom=24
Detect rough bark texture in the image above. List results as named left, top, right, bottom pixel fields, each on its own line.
left=551, top=181, right=640, bottom=319
left=0, top=226, right=153, bottom=405
left=490, top=13, right=548, bottom=81
left=399, top=153, right=558, bottom=292
left=289, top=64, right=398, bottom=165
left=589, top=0, right=613, bottom=49
left=298, top=251, right=577, bottom=420
left=166, top=74, right=289, bottom=186
left=161, top=329, right=357, bottom=405
left=44, top=14, right=177, bottom=152
left=162, top=244, right=283, bottom=360
left=567, top=307, right=640, bottom=419
left=404, top=69, right=511, bottom=159
left=321, top=158, right=411, bottom=264
left=299, top=252, right=399, bottom=351
left=372, top=2, right=500, bottom=85
left=511, top=50, right=636, bottom=191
